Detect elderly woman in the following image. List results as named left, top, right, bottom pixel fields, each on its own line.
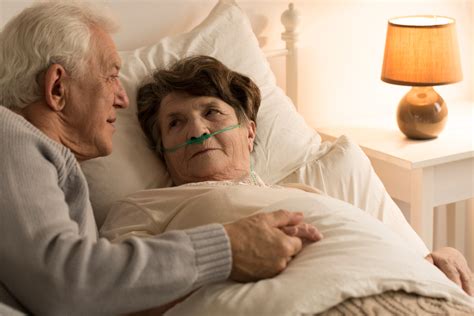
left=100, top=56, right=473, bottom=314
left=102, top=55, right=323, bottom=238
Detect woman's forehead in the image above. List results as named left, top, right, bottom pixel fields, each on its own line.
left=160, top=93, right=234, bottom=116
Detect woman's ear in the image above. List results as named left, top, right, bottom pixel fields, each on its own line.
left=246, top=120, right=256, bottom=152
left=43, top=64, right=67, bottom=111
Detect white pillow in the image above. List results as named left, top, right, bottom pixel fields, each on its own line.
left=81, top=0, right=321, bottom=227
left=167, top=195, right=471, bottom=315
left=278, top=135, right=429, bottom=257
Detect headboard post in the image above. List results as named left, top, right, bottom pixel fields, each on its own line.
left=281, top=3, right=301, bottom=109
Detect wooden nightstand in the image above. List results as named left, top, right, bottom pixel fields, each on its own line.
left=317, top=102, right=473, bottom=250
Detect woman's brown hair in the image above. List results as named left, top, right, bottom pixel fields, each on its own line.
left=137, top=55, right=261, bottom=153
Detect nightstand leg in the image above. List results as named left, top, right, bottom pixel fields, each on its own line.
left=467, top=199, right=474, bottom=270
left=409, top=167, right=434, bottom=250
left=446, top=203, right=457, bottom=247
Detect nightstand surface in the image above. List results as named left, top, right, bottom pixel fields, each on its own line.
left=317, top=101, right=473, bottom=250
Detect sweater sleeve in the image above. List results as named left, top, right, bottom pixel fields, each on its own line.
left=0, top=123, right=231, bottom=315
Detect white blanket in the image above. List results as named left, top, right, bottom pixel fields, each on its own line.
left=101, top=184, right=474, bottom=315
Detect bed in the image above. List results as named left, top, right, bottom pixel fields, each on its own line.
left=6, top=0, right=470, bottom=314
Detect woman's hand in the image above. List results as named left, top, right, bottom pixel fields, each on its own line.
left=280, top=222, right=323, bottom=242
left=426, top=247, right=473, bottom=296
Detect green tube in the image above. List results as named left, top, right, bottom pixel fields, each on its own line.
left=162, top=124, right=241, bottom=153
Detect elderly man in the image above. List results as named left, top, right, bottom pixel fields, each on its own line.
left=0, top=1, right=319, bottom=315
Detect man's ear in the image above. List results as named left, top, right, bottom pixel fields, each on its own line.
left=246, top=120, right=256, bottom=152
left=43, top=64, right=67, bottom=111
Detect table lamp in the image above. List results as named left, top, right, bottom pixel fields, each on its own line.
left=381, top=16, right=462, bottom=139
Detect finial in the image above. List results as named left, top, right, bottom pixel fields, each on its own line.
left=281, top=3, right=301, bottom=33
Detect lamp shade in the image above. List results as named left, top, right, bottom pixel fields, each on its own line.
left=381, top=16, right=462, bottom=86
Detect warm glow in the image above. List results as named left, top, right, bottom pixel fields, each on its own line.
left=381, top=15, right=462, bottom=86
left=389, top=16, right=454, bottom=27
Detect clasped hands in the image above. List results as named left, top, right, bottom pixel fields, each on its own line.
left=224, top=210, right=323, bottom=282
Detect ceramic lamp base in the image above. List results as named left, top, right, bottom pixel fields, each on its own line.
left=397, top=86, right=448, bottom=139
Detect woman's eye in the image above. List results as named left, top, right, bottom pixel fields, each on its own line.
left=169, top=119, right=180, bottom=129
left=205, top=109, right=220, bottom=117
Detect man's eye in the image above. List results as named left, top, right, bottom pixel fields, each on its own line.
left=108, top=75, right=119, bottom=82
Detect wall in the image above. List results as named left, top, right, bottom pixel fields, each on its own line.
left=291, top=0, right=473, bottom=128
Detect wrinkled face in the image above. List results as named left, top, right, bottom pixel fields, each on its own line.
left=62, top=27, right=129, bottom=160
left=159, top=92, right=256, bottom=185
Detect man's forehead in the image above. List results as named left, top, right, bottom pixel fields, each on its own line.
left=89, top=26, right=121, bottom=69
left=100, top=40, right=121, bottom=68
left=108, top=54, right=122, bottom=70
left=91, top=49, right=120, bottom=73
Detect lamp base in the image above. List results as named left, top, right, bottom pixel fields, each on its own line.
left=397, top=86, right=448, bottom=140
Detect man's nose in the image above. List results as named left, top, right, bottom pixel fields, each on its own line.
left=114, top=82, right=129, bottom=109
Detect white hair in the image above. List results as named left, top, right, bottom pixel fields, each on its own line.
left=0, top=0, right=119, bottom=109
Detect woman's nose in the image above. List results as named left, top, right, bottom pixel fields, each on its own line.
left=190, top=132, right=210, bottom=141
left=187, top=120, right=210, bottom=140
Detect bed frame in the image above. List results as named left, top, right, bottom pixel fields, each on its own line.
left=264, top=3, right=300, bottom=109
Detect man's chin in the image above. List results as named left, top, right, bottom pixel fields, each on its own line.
left=93, top=142, right=113, bottom=159
left=100, top=145, right=113, bottom=157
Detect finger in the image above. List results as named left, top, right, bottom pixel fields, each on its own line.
left=456, top=256, right=473, bottom=296
left=425, top=254, right=434, bottom=264
left=280, top=226, right=297, bottom=236
left=312, top=230, right=323, bottom=241
left=459, top=268, right=474, bottom=296
left=266, top=210, right=304, bottom=228
left=282, top=234, right=303, bottom=257
left=442, top=263, right=462, bottom=287
left=299, top=224, right=323, bottom=241
left=281, top=224, right=323, bottom=241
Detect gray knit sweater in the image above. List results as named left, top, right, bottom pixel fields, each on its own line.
left=0, top=106, right=232, bottom=315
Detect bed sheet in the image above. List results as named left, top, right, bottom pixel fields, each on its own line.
left=100, top=183, right=474, bottom=315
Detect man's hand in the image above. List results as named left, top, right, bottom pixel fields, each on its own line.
left=224, top=210, right=321, bottom=282
left=426, top=247, right=473, bottom=296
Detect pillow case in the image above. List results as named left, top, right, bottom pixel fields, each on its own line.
left=81, top=0, right=321, bottom=226
left=277, top=135, right=429, bottom=257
